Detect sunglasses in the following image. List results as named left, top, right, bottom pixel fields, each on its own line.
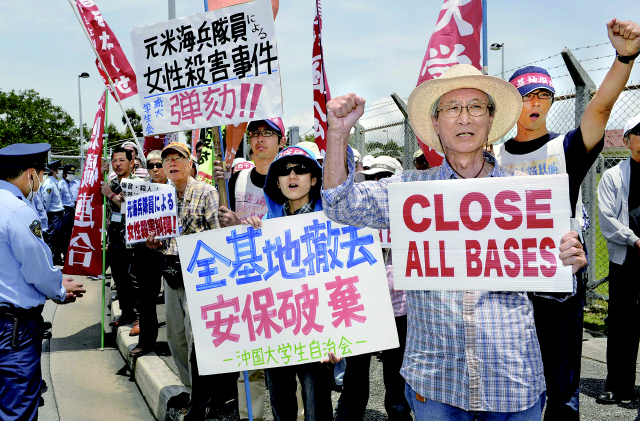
left=277, top=163, right=312, bottom=177
left=628, top=126, right=640, bottom=137
left=365, top=171, right=394, bottom=181
left=147, top=162, right=163, bottom=169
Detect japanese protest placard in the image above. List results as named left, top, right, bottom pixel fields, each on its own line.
left=176, top=212, right=399, bottom=375
left=388, top=175, right=573, bottom=292
left=378, top=229, right=391, bottom=248
left=130, top=0, right=283, bottom=136
left=125, top=188, right=178, bottom=244
left=120, top=178, right=172, bottom=198
left=63, top=92, right=106, bottom=276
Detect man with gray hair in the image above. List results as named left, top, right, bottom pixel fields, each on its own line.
left=321, top=64, right=587, bottom=419
left=596, top=114, right=640, bottom=404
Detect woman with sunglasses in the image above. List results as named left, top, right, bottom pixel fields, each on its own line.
left=243, top=145, right=337, bottom=420
left=145, top=150, right=168, bottom=185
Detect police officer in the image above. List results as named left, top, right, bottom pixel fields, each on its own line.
left=0, top=143, right=85, bottom=421
left=67, top=165, right=80, bottom=204
left=41, top=160, right=65, bottom=265
left=58, top=165, right=76, bottom=262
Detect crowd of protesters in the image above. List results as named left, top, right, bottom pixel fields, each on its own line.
left=26, top=17, right=640, bottom=421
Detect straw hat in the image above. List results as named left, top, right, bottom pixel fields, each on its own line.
left=407, top=64, right=522, bottom=153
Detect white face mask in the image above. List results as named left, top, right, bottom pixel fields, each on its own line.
left=56, top=170, right=63, bottom=178
left=27, top=170, right=43, bottom=202
left=66, top=174, right=75, bottom=182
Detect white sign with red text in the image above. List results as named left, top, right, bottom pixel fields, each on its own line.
left=130, top=0, right=283, bottom=136
left=177, top=212, right=398, bottom=375
left=388, top=175, right=572, bottom=292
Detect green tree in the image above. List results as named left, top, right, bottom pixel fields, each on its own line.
left=0, top=89, right=79, bottom=149
left=121, top=108, right=143, bottom=138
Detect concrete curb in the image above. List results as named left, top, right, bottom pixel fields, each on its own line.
left=111, top=297, right=190, bottom=421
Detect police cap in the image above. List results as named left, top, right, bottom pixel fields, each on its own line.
left=47, top=160, right=62, bottom=170
left=0, top=143, right=50, bottom=169
left=63, top=164, right=77, bottom=173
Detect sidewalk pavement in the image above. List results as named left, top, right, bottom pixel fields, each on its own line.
left=106, top=281, right=640, bottom=420
left=43, top=274, right=155, bottom=421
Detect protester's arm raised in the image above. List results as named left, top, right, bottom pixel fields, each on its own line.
left=580, top=19, right=640, bottom=152
left=323, top=93, right=366, bottom=190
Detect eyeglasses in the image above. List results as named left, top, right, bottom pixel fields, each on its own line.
left=522, top=91, right=553, bottom=102
left=147, top=162, right=163, bottom=169
left=277, top=163, right=312, bottom=177
left=249, top=130, right=276, bottom=138
left=438, top=102, right=491, bottom=118
left=163, top=156, right=187, bottom=164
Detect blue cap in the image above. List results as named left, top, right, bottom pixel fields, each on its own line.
left=509, top=66, right=556, bottom=97
left=0, top=143, right=50, bottom=169
left=47, top=160, right=62, bottom=169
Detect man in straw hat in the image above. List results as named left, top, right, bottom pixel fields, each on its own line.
left=321, top=64, right=587, bottom=419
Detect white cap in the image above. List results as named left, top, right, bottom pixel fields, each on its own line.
left=355, top=156, right=402, bottom=183
left=352, top=148, right=362, bottom=162
left=362, top=155, right=375, bottom=168
left=296, top=141, right=322, bottom=160
left=623, top=113, right=640, bottom=138
left=232, top=157, right=247, bottom=168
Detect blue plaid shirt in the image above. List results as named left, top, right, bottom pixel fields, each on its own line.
left=322, top=147, right=548, bottom=412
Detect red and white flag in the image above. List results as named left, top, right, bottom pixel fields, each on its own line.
left=312, top=0, right=331, bottom=155
left=76, top=0, right=137, bottom=101
left=416, top=0, right=482, bottom=167
left=63, top=92, right=107, bottom=276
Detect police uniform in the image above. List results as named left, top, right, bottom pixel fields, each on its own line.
left=40, top=161, right=65, bottom=264
left=58, top=165, right=77, bottom=262
left=0, top=143, right=68, bottom=421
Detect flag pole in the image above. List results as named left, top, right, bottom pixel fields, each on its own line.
left=67, top=0, right=144, bottom=156
left=101, top=87, right=109, bottom=350
left=482, top=0, right=488, bottom=75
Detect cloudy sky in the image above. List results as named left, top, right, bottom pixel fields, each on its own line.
left=2, top=0, right=640, bottom=142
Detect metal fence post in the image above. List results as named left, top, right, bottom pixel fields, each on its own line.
left=289, top=126, right=299, bottom=146
left=354, top=122, right=366, bottom=156
left=561, top=48, right=597, bottom=287
left=391, top=93, right=416, bottom=170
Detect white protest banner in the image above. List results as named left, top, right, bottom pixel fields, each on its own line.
left=130, top=0, right=283, bottom=136
left=125, top=188, right=178, bottom=244
left=120, top=178, right=172, bottom=198
left=176, top=212, right=399, bottom=375
left=378, top=229, right=391, bottom=249
left=388, top=174, right=572, bottom=292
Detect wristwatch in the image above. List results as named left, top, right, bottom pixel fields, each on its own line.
left=109, top=192, right=116, bottom=200
left=616, top=49, right=640, bottom=64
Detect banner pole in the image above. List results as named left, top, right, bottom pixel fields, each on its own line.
left=243, top=370, right=253, bottom=421
left=67, top=0, right=144, bottom=156
left=101, top=88, right=109, bottom=350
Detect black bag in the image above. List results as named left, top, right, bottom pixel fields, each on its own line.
left=162, top=255, right=185, bottom=289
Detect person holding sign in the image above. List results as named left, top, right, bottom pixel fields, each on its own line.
left=494, top=19, right=640, bottom=418
left=597, top=114, right=640, bottom=405
left=243, top=145, right=334, bottom=421
left=321, top=64, right=587, bottom=419
left=146, top=142, right=236, bottom=420
left=101, top=148, right=142, bottom=330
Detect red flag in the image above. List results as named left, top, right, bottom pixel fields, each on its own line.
left=312, top=0, right=331, bottom=155
left=416, top=0, right=482, bottom=167
left=143, top=135, right=166, bottom=157
left=76, top=0, right=137, bottom=100
left=63, top=92, right=107, bottom=276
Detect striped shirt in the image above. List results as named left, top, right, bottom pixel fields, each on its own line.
left=164, top=177, right=220, bottom=256
left=322, top=147, right=548, bottom=413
